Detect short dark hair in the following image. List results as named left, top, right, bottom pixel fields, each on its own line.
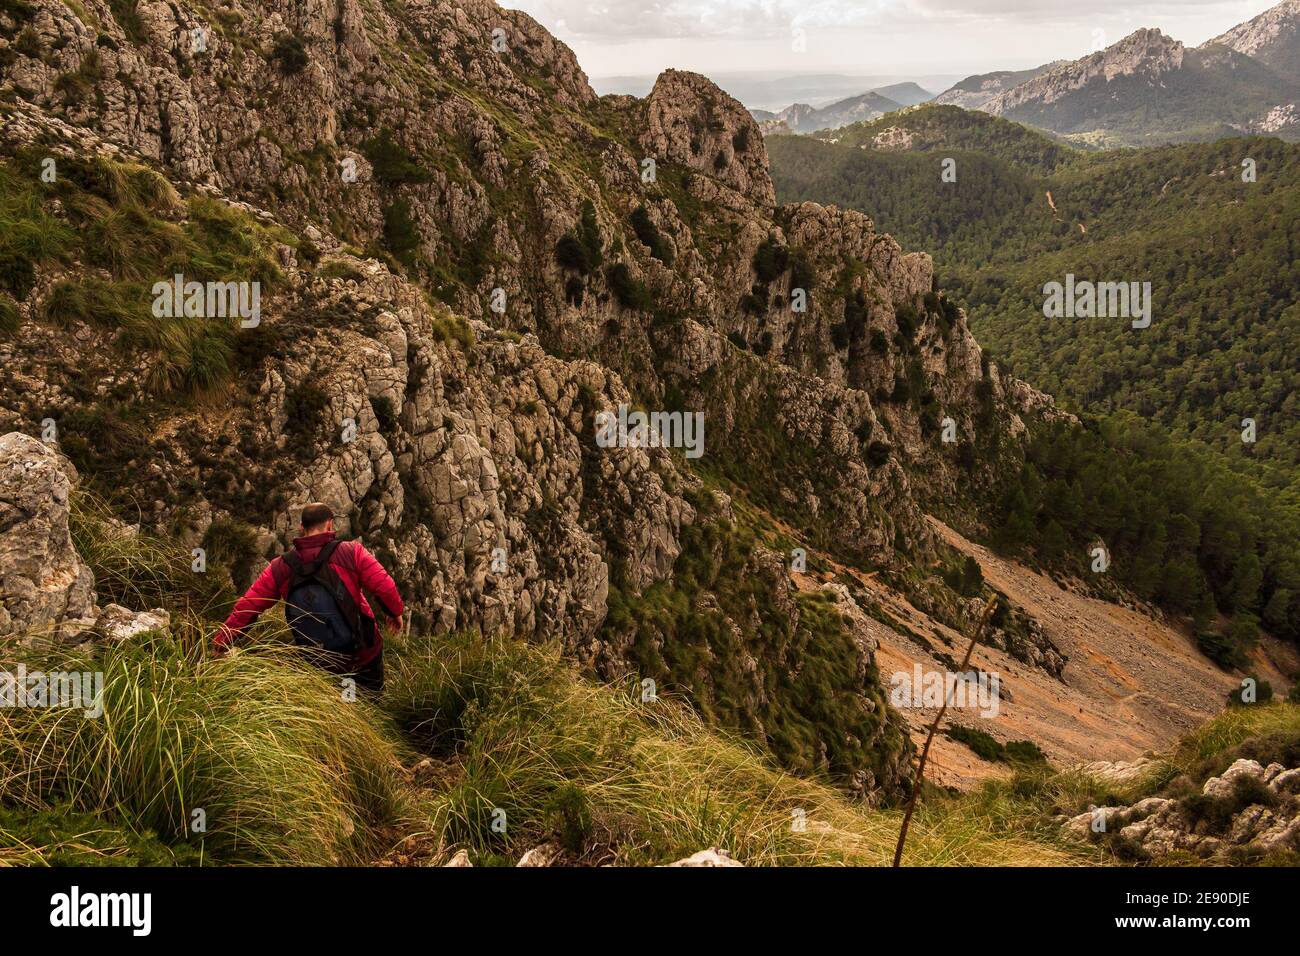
left=300, top=502, right=334, bottom=530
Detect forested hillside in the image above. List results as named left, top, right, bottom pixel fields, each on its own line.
left=770, top=111, right=1300, bottom=661
left=814, top=104, right=1078, bottom=175
left=771, top=119, right=1300, bottom=503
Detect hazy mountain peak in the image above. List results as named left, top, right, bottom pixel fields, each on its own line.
left=759, top=91, right=904, bottom=134
left=1205, top=0, right=1300, bottom=78
left=971, top=19, right=1293, bottom=145
left=1015, top=27, right=1186, bottom=95
left=932, top=63, right=1066, bottom=110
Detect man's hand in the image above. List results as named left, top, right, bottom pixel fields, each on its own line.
left=211, top=624, right=239, bottom=657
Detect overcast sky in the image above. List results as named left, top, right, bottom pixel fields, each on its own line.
left=503, top=0, right=1276, bottom=79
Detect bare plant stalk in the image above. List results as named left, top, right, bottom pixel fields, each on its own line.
left=892, top=594, right=998, bottom=867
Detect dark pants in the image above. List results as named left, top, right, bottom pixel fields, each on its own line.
left=298, top=645, right=384, bottom=694
left=351, top=651, right=384, bottom=694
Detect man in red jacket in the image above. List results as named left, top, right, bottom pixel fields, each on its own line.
left=214, top=503, right=404, bottom=692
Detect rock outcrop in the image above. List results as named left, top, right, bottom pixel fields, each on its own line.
left=1065, top=757, right=1300, bottom=862
left=932, top=64, right=1064, bottom=111
left=666, top=847, right=743, bottom=867
left=0, top=432, right=95, bottom=638
left=0, top=431, right=168, bottom=642
left=1205, top=0, right=1300, bottom=79
left=639, top=69, right=775, bottom=207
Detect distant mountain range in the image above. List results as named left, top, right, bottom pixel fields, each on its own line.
left=938, top=2, right=1300, bottom=146
left=751, top=83, right=934, bottom=134
left=590, top=72, right=960, bottom=113
left=759, top=2, right=1300, bottom=147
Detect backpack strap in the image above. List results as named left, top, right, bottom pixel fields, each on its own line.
left=289, top=538, right=341, bottom=577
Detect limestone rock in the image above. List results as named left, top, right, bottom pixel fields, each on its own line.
left=666, top=847, right=743, bottom=867
left=93, top=604, right=171, bottom=642
left=0, top=432, right=95, bottom=639
left=517, top=843, right=561, bottom=867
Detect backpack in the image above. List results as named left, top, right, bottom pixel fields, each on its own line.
left=281, top=540, right=374, bottom=655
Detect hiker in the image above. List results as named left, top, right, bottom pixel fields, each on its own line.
left=212, top=503, right=404, bottom=692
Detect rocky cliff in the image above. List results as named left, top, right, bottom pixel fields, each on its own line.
left=0, top=0, right=1067, bottom=799
left=932, top=64, right=1062, bottom=111
left=1206, top=0, right=1300, bottom=80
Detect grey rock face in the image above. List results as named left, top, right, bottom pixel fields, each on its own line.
left=0, top=431, right=172, bottom=643
left=639, top=69, right=776, bottom=208
left=666, top=847, right=743, bottom=867
left=983, top=30, right=1187, bottom=117
left=0, top=432, right=95, bottom=638
left=1205, top=0, right=1300, bottom=76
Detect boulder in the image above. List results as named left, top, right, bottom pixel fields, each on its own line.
left=0, top=433, right=95, bottom=639
left=516, top=843, right=561, bottom=867
left=0, top=432, right=170, bottom=644
left=666, top=847, right=743, bottom=867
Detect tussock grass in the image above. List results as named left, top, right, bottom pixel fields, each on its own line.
left=0, top=802, right=200, bottom=866
left=1143, top=703, right=1300, bottom=796
left=9, top=504, right=1293, bottom=866
left=2, top=148, right=282, bottom=394
left=1169, top=702, right=1300, bottom=769
left=384, top=632, right=1090, bottom=865
left=0, top=294, right=18, bottom=334
left=69, top=492, right=230, bottom=615
left=0, top=159, right=75, bottom=298
left=0, top=632, right=411, bottom=865
left=4, top=611, right=1283, bottom=866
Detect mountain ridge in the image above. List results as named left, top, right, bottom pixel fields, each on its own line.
left=754, top=90, right=907, bottom=134
left=925, top=4, right=1300, bottom=146
left=1207, top=0, right=1300, bottom=79
left=0, top=0, right=1087, bottom=802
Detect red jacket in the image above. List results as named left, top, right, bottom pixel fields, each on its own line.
left=215, top=532, right=404, bottom=665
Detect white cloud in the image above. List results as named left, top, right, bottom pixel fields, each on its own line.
left=510, top=0, right=901, bottom=40
left=503, top=0, right=1276, bottom=82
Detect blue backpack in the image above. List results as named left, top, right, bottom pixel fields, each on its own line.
left=281, top=540, right=373, bottom=655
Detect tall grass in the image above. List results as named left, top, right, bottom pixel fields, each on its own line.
left=69, top=492, right=230, bottom=616
left=0, top=632, right=411, bottom=865
left=11, top=492, right=1295, bottom=866
left=6, top=614, right=1284, bottom=865
left=2, top=148, right=284, bottom=394
left=384, top=632, right=1091, bottom=865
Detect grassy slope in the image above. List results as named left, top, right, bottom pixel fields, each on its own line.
left=3, top=500, right=1297, bottom=866
left=0, top=146, right=291, bottom=394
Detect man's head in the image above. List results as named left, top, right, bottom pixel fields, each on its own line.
left=300, top=502, right=335, bottom=535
